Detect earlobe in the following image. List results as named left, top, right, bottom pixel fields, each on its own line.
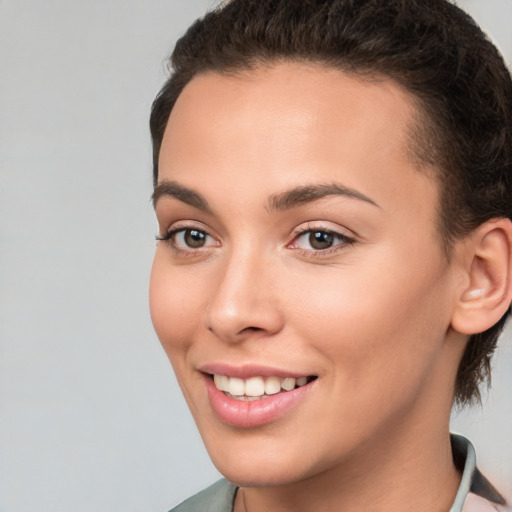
left=451, top=218, right=512, bottom=335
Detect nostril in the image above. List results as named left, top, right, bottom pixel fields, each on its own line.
left=241, top=326, right=263, bottom=333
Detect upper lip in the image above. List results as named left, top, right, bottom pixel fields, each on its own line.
left=198, top=363, right=314, bottom=379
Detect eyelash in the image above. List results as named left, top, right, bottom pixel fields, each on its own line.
left=156, top=224, right=355, bottom=257
left=288, top=224, right=355, bottom=257
left=155, top=226, right=217, bottom=256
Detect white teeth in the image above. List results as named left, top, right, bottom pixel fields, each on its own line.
left=281, top=377, right=296, bottom=391
left=245, top=376, right=265, bottom=397
left=264, top=376, right=282, bottom=395
left=213, top=374, right=229, bottom=392
left=228, top=377, right=245, bottom=396
left=214, top=374, right=310, bottom=396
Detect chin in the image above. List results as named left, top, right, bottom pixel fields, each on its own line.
left=203, top=434, right=330, bottom=489
left=215, top=461, right=305, bottom=489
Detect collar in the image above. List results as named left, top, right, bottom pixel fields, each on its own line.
left=450, top=434, right=507, bottom=512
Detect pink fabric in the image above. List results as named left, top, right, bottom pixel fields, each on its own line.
left=463, top=493, right=505, bottom=512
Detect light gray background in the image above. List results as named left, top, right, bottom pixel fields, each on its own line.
left=1, top=1, right=511, bottom=511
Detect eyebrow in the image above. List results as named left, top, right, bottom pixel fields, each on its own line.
left=152, top=180, right=212, bottom=212
left=152, top=180, right=379, bottom=213
left=267, top=183, right=380, bottom=211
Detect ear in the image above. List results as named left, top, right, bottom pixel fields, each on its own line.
left=451, top=218, right=512, bottom=335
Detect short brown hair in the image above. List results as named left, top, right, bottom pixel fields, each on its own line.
left=150, top=0, right=512, bottom=406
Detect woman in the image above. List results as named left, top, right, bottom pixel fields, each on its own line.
left=149, top=1, right=512, bottom=511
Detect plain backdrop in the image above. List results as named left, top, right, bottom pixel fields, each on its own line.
left=1, top=1, right=511, bottom=511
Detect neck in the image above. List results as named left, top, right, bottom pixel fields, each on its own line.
left=236, top=410, right=461, bottom=512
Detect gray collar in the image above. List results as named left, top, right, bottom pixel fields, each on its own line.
left=450, top=434, right=506, bottom=511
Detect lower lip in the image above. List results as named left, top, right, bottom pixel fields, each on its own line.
left=205, top=376, right=314, bottom=428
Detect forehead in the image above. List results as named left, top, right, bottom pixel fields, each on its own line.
left=162, top=63, right=422, bottom=169
left=159, top=63, right=438, bottom=223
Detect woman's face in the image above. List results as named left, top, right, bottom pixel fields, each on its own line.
left=150, top=64, right=464, bottom=486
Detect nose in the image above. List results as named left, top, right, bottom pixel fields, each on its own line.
left=203, top=249, right=285, bottom=343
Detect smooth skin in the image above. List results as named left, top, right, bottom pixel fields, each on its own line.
left=150, top=64, right=512, bottom=512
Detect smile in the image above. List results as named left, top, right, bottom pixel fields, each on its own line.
left=213, top=374, right=314, bottom=400
left=204, top=371, right=317, bottom=427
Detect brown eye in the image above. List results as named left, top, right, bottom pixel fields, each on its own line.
left=309, top=231, right=334, bottom=250
left=289, top=227, right=354, bottom=254
left=184, top=229, right=207, bottom=248
left=156, top=226, right=219, bottom=252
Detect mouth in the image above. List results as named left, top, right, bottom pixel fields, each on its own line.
left=209, top=373, right=318, bottom=401
left=200, top=364, right=318, bottom=427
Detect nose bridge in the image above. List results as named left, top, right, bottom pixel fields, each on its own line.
left=204, top=242, right=283, bottom=342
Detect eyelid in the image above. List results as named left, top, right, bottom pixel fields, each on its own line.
left=289, top=221, right=355, bottom=240
left=157, top=219, right=213, bottom=238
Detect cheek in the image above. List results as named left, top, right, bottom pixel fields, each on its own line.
left=290, top=249, right=452, bottom=396
left=149, top=254, right=204, bottom=358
